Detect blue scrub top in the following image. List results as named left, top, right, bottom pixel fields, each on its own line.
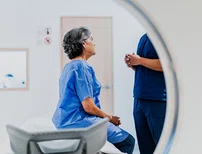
left=133, top=34, right=167, bottom=101
left=52, top=60, right=128, bottom=143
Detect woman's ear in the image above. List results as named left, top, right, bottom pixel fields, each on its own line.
left=82, top=42, right=86, bottom=48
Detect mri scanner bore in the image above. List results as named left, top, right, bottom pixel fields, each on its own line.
left=0, top=0, right=181, bottom=153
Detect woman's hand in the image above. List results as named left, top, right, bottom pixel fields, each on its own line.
left=109, top=115, right=121, bottom=126
left=82, top=98, right=122, bottom=126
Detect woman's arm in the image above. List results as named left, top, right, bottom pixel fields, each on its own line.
left=82, top=97, right=121, bottom=126
left=82, top=97, right=110, bottom=118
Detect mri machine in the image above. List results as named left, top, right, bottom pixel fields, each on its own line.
left=4, top=116, right=126, bottom=154
left=3, top=0, right=202, bottom=153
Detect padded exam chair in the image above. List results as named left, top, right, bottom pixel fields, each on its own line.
left=6, top=118, right=108, bottom=154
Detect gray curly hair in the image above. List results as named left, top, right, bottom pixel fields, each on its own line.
left=62, top=27, right=91, bottom=59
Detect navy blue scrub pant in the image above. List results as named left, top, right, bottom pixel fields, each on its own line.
left=113, top=134, right=135, bottom=154
left=133, top=98, right=166, bottom=154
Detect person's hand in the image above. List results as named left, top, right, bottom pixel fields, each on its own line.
left=109, top=116, right=121, bottom=126
left=124, top=53, right=136, bottom=70
left=127, top=53, right=141, bottom=66
left=124, top=54, right=132, bottom=68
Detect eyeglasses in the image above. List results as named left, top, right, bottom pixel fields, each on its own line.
left=83, top=36, right=94, bottom=43
left=89, top=37, right=93, bottom=41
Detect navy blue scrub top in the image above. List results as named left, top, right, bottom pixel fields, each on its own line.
left=133, top=34, right=166, bottom=101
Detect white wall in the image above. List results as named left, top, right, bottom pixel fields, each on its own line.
left=0, top=0, right=145, bottom=151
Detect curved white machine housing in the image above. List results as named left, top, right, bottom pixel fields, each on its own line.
left=0, top=0, right=201, bottom=154
left=119, top=0, right=202, bottom=154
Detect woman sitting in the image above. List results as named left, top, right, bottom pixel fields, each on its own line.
left=52, top=27, right=135, bottom=154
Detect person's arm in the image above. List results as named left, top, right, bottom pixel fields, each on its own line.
left=139, top=58, right=163, bottom=72
left=75, top=65, right=121, bottom=126
left=82, top=97, right=121, bottom=126
left=82, top=97, right=110, bottom=118
left=126, top=54, right=163, bottom=72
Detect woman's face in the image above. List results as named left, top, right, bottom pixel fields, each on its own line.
left=83, top=35, right=96, bottom=56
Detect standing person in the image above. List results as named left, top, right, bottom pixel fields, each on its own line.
left=52, top=27, right=135, bottom=154
left=124, top=33, right=166, bottom=154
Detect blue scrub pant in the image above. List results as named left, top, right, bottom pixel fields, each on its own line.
left=133, top=98, right=166, bottom=154
left=113, top=134, right=135, bottom=154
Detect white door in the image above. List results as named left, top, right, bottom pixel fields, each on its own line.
left=61, top=17, right=114, bottom=115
